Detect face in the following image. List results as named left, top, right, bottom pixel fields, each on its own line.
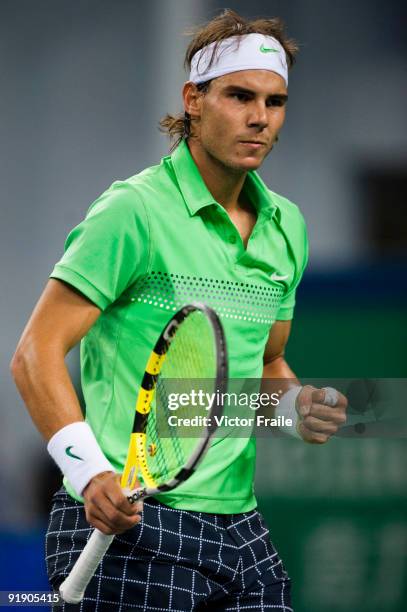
left=185, top=70, right=288, bottom=172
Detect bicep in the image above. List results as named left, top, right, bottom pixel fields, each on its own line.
left=16, top=278, right=101, bottom=356
left=263, top=319, right=292, bottom=365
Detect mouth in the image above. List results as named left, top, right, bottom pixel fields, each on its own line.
left=238, top=140, right=267, bottom=149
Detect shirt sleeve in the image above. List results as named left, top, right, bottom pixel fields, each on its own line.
left=276, top=209, right=309, bottom=321
left=50, top=182, right=150, bottom=310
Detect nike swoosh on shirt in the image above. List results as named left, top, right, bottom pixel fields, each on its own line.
left=270, top=272, right=289, bottom=281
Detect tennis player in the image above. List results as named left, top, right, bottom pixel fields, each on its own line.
left=11, top=9, right=347, bottom=611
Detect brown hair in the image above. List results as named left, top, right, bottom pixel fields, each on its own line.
left=159, top=9, right=298, bottom=151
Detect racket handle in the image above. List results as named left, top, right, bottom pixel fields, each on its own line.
left=59, top=529, right=114, bottom=603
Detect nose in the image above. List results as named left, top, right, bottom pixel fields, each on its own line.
left=247, top=100, right=268, bottom=130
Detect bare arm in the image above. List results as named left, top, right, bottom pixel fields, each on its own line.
left=10, top=278, right=142, bottom=534
left=262, top=319, right=299, bottom=383
left=10, top=278, right=101, bottom=440
left=260, top=320, right=300, bottom=417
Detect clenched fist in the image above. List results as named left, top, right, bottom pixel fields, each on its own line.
left=296, top=386, right=347, bottom=443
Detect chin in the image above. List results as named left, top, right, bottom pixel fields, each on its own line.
left=210, top=147, right=264, bottom=172
left=234, top=157, right=263, bottom=171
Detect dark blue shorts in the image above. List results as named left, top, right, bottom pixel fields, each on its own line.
left=46, top=488, right=292, bottom=611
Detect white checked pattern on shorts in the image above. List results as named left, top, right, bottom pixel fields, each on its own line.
left=46, top=489, right=292, bottom=611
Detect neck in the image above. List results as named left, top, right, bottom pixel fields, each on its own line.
left=187, top=138, right=247, bottom=212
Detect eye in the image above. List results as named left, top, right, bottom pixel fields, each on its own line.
left=267, top=97, right=285, bottom=107
left=230, top=92, right=250, bottom=102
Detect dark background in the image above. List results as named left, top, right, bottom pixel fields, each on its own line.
left=1, top=1, right=406, bottom=610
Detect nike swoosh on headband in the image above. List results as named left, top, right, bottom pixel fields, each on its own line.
left=260, top=43, right=279, bottom=53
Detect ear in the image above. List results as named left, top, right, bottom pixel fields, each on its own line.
left=182, top=82, right=203, bottom=119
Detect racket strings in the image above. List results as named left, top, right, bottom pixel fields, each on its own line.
left=144, top=311, right=216, bottom=485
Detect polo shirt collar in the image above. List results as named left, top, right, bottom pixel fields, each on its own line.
left=170, top=139, right=277, bottom=220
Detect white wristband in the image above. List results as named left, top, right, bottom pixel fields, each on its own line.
left=275, top=386, right=303, bottom=439
left=47, top=421, right=115, bottom=496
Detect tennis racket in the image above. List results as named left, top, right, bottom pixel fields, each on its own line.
left=59, top=302, right=227, bottom=603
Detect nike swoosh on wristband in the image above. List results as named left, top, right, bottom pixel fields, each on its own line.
left=260, top=43, right=279, bottom=53
left=270, top=272, right=289, bottom=281
left=65, top=446, right=84, bottom=461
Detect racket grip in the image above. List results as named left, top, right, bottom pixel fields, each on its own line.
left=59, top=529, right=114, bottom=603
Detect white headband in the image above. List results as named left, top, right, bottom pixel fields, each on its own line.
left=189, top=33, right=288, bottom=86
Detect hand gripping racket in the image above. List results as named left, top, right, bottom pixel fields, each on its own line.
left=59, top=302, right=227, bottom=603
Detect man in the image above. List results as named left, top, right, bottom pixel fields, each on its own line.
left=11, top=9, right=347, bottom=611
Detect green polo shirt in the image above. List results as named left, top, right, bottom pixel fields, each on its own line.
left=50, top=139, right=308, bottom=513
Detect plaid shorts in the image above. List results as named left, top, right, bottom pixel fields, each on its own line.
left=46, top=488, right=292, bottom=611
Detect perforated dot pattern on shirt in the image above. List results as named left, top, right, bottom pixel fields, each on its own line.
left=133, top=271, right=284, bottom=326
